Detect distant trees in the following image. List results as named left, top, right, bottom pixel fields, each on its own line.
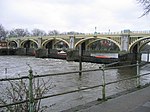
left=0, top=23, right=85, bottom=39
left=9, top=29, right=30, bottom=37
left=0, top=24, right=8, bottom=40
left=137, top=0, right=150, bottom=16
left=31, top=29, right=47, bottom=37
left=48, top=30, right=59, bottom=36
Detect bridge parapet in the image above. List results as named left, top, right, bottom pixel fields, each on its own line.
left=131, top=30, right=150, bottom=34
left=6, top=30, right=150, bottom=40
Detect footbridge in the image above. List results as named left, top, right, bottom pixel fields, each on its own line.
left=7, top=30, right=150, bottom=53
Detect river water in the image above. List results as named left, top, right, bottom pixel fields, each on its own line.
left=0, top=54, right=150, bottom=112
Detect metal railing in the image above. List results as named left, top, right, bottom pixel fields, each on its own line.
left=0, top=61, right=150, bottom=112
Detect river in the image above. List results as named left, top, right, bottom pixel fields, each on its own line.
left=0, top=54, right=150, bottom=112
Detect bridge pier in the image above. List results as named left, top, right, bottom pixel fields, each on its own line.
left=16, top=48, right=26, bottom=55
left=66, top=49, right=90, bottom=61
left=69, top=36, right=75, bottom=49
left=119, top=30, right=141, bottom=63
left=16, top=48, right=36, bottom=56
left=35, top=48, right=48, bottom=58
left=120, top=30, right=130, bottom=51
left=118, top=52, right=141, bottom=64
left=26, top=48, right=35, bottom=56
left=0, top=48, right=16, bottom=55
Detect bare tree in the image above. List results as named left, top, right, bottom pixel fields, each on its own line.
left=67, top=31, right=76, bottom=35
left=0, top=75, right=55, bottom=112
left=32, top=29, right=47, bottom=37
left=8, top=29, right=30, bottom=37
left=0, top=24, right=8, bottom=40
left=137, top=0, right=150, bottom=16
left=48, top=30, right=59, bottom=36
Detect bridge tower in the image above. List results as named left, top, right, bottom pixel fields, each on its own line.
left=69, top=36, right=75, bottom=49
left=120, top=30, right=130, bottom=51
left=37, top=38, right=42, bottom=48
left=119, top=29, right=141, bottom=63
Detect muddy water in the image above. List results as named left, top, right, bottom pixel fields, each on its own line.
left=0, top=55, right=150, bottom=111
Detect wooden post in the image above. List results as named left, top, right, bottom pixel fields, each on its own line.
left=29, top=69, right=34, bottom=112
left=79, top=45, right=82, bottom=77
left=136, top=61, right=140, bottom=88
left=147, top=50, right=149, bottom=62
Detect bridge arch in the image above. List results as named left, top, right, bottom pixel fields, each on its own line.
left=129, top=36, right=150, bottom=52
left=8, top=40, right=19, bottom=48
left=139, top=40, right=150, bottom=51
left=75, top=37, right=94, bottom=48
left=75, top=37, right=121, bottom=50
left=42, top=38, right=69, bottom=49
left=20, top=39, right=39, bottom=48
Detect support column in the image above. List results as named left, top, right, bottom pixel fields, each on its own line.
left=52, top=38, right=55, bottom=49
left=69, top=36, right=75, bottom=49
left=120, top=29, right=130, bottom=51
left=37, top=37, right=42, bottom=48
left=17, top=39, right=21, bottom=48
left=119, top=29, right=141, bottom=63
left=119, top=30, right=131, bottom=63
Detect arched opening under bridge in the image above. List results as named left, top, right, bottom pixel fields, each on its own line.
left=8, top=41, right=18, bottom=48
left=75, top=37, right=121, bottom=53
left=20, top=39, right=38, bottom=55
left=129, top=36, right=150, bottom=61
left=129, top=36, right=150, bottom=53
left=42, top=38, right=69, bottom=53
left=20, top=39, right=38, bottom=49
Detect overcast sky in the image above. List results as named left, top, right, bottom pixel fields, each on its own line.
left=0, top=0, right=149, bottom=33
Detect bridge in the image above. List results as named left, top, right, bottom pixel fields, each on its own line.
left=7, top=30, right=150, bottom=54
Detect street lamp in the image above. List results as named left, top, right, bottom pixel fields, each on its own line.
left=94, top=27, right=97, bottom=37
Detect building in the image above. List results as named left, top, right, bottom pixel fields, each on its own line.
left=0, top=41, right=8, bottom=48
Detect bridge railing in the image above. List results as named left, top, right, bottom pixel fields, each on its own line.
left=6, top=30, right=150, bottom=40
left=131, top=30, right=150, bottom=34
left=0, top=61, right=150, bottom=111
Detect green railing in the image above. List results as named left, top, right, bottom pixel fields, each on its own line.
left=0, top=61, right=150, bottom=112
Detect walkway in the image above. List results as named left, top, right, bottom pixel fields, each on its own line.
left=63, top=86, right=150, bottom=112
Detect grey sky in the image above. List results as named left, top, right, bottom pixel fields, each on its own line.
left=0, top=0, right=149, bottom=33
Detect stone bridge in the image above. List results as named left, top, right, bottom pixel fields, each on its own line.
left=7, top=30, right=150, bottom=53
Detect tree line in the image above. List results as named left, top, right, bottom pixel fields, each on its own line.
left=0, top=24, right=84, bottom=40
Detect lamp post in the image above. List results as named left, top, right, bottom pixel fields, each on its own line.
left=94, top=27, right=97, bottom=37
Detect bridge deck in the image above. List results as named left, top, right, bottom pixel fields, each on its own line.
left=63, top=85, right=150, bottom=112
